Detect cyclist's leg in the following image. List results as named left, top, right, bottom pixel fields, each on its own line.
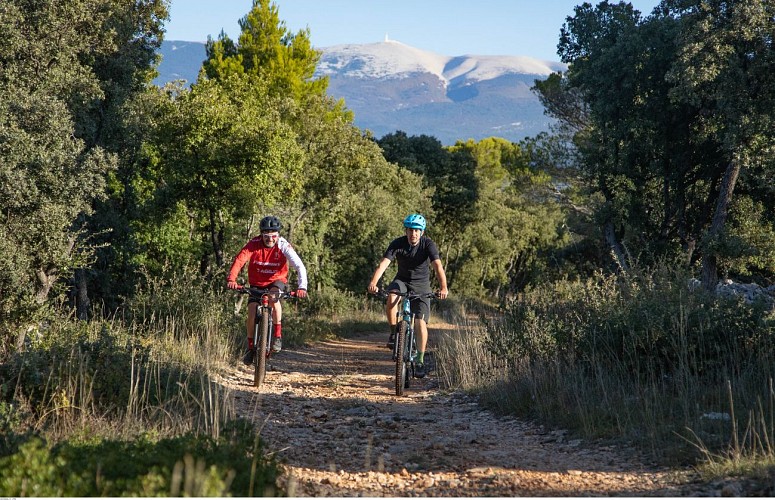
left=243, top=300, right=260, bottom=364
left=386, top=280, right=406, bottom=347
left=415, top=318, right=428, bottom=352
left=268, top=281, right=286, bottom=351
left=246, top=301, right=259, bottom=349
left=410, top=287, right=432, bottom=360
left=413, top=298, right=431, bottom=377
left=386, top=280, right=406, bottom=328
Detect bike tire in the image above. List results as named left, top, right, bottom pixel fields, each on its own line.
left=255, top=307, right=269, bottom=387
left=395, top=320, right=408, bottom=396
left=405, top=329, right=414, bottom=389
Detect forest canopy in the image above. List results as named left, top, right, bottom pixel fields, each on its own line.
left=1, top=0, right=773, bottom=343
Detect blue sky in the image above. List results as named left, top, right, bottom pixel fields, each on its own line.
left=165, top=1, right=661, bottom=61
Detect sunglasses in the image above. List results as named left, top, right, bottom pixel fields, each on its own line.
left=261, top=232, right=279, bottom=238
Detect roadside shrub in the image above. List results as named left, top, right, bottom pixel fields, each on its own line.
left=460, top=263, right=775, bottom=462
left=280, top=287, right=381, bottom=343
left=496, top=266, right=774, bottom=380
left=0, top=399, right=33, bottom=457
left=299, top=288, right=372, bottom=318
left=0, top=321, right=211, bottom=421
left=0, top=419, right=279, bottom=496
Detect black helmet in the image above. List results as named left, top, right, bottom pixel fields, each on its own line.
left=259, top=216, right=282, bottom=232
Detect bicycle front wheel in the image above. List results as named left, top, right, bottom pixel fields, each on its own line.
left=255, top=307, right=269, bottom=387
left=395, top=320, right=409, bottom=396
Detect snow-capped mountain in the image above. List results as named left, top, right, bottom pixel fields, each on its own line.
left=155, top=40, right=566, bottom=144
left=317, top=39, right=563, bottom=83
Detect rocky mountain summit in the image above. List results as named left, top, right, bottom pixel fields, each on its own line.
left=155, top=39, right=565, bottom=144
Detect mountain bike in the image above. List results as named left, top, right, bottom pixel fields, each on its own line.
left=234, top=286, right=297, bottom=388
left=373, top=289, right=437, bottom=396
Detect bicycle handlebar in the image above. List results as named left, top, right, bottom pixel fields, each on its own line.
left=232, top=285, right=298, bottom=300
left=369, top=289, right=440, bottom=300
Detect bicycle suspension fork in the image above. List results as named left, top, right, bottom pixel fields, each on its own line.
left=401, top=299, right=416, bottom=363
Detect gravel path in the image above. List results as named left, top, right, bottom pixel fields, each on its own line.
left=218, top=324, right=723, bottom=496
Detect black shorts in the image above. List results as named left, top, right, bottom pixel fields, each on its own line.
left=387, top=279, right=431, bottom=322
left=247, top=280, right=286, bottom=304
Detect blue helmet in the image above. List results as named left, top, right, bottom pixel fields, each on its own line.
left=403, top=213, right=427, bottom=231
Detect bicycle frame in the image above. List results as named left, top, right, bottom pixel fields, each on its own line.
left=252, top=292, right=275, bottom=387
left=394, top=294, right=417, bottom=396
left=378, top=289, right=436, bottom=396
left=237, top=286, right=294, bottom=388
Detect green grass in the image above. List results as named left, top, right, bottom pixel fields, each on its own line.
left=0, top=274, right=281, bottom=496
left=0, top=421, right=279, bottom=496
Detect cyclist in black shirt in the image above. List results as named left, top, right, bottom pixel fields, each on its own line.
left=367, top=213, right=449, bottom=377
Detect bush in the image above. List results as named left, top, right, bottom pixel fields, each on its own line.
left=497, top=266, right=775, bottom=380
left=0, top=420, right=280, bottom=496
left=0, top=320, right=213, bottom=426
left=463, top=264, right=775, bottom=462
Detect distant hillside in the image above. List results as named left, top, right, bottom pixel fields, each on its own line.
left=155, top=40, right=565, bottom=145
left=155, top=41, right=206, bottom=85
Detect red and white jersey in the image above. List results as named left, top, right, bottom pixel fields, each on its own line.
left=227, top=236, right=308, bottom=290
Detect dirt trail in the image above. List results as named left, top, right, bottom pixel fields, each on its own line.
left=217, top=323, right=718, bottom=497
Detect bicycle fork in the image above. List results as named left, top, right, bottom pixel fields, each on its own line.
left=393, top=300, right=416, bottom=367
left=254, top=298, right=274, bottom=358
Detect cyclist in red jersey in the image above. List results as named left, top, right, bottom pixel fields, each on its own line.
left=227, top=216, right=308, bottom=364
left=367, top=213, right=449, bottom=377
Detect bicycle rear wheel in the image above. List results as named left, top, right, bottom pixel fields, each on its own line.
left=395, top=320, right=409, bottom=396
left=255, top=307, right=269, bottom=387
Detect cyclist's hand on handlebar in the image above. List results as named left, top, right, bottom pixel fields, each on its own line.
left=227, top=280, right=241, bottom=290
left=367, top=283, right=379, bottom=295
left=437, top=287, right=449, bottom=300
left=296, top=289, right=307, bottom=299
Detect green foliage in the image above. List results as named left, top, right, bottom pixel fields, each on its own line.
left=497, top=265, right=774, bottom=378
left=550, top=0, right=775, bottom=281
left=0, top=279, right=280, bottom=496
left=0, top=399, right=32, bottom=458
left=446, top=264, right=775, bottom=462
left=0, top=78, right=114, bottom=328
left=376, top=132, right=571, bottom=299
left=203, top=0, right=328, bottom=100
left=134, top=75, right=305, bottom=274
left=443, top=138, right=567, bottom=298
left=0, top=0, right=167, bottom=330
left=378, top=131, right=479, bottom=235
left=0, top=421, right=279, bottom=497
left=248, top=96, right=432, bottom=293
left=724, top=197, right=775, bottom=281
left=0, top=320, right=216, bottom=424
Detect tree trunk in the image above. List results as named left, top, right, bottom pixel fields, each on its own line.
left=603, top=221, right=629, bottom=273
left=35, top=233, right=78, bottom=303
left=245, top=214, right=256, bottom=241
left=701, top=158, right=741, bottom=292
left=75, top=268, right=90, bottom=320
left=36, top=268, right=57, bottom=304
left=209, top=209, right=224, bottom=268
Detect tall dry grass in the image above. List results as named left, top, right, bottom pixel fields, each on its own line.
left=0, top=273, right=281, bottom=496
left=436, top=265, right=775, bottom=473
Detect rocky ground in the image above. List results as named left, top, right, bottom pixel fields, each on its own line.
left=217, top=323, right=748, bottom=497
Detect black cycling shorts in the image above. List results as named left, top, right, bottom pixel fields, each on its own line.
left=247, top=280, right=286, bottom=304
left=387, top=279, right=431, bottom=322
